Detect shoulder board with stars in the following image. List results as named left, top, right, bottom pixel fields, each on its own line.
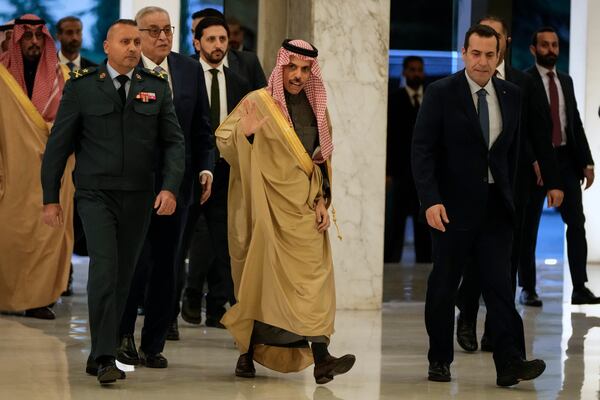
left=69, top=66, right=96, bottom=80
left=142, top=67, right=168, bottom=81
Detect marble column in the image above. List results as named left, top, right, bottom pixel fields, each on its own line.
left=257, top=0, right=390, bottom=310
left=570, top=1, right=600, bottom=263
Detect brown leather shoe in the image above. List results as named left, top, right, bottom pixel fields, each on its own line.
left=24, top=306, right=55, bottom=320
left=314, top=354, right=356, bottom=384
left=235, top=353, right=256, bottom=378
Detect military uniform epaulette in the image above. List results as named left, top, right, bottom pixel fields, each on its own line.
left=69, top=66, right=96, bottom=80
left=141, top=67, right=169, bottom=81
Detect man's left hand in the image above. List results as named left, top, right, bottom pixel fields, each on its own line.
left=315, top=198, right=330, bottom=233
left=154, top=190, right=177, bottom=215
left=200, top=172, right=213, bottom=204
left=582, top=167, right=595, bottom=190
left=42, top=203, right=63, bottom=227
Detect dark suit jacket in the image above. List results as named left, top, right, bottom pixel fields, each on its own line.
left=226, top=49, right=266, bottom=91
left=411, top=70, right=521, bottom=230
left=505, top=65, right=560, bottom=200
left=526, top=66, right=594, bottom=178
left=80, top=56, right=97, bottom=69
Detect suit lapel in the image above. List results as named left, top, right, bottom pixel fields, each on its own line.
left=224, top=67, right=236, bottom=113
left=457, top=72, right=488, bottom=149
left=97, top=63, right=123, bottom=109
left=167, top=53, right=182, bottom=106
left=491, top=77, right=509, bottom=149
left=227, top=51, right=240, bottom=75
left=529, top=67, right=551, bottom=115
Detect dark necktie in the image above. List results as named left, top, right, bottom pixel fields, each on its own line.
left=209, top=68, right=220, bottom=132
left=547, top=71, right=562, bottom=147
left=116, top=74, right=129, bottom=105
left=477, top=88, right=489, bottom=148
left=413, top=93, right=420, bottom=113
left=66, top=61, right=75, bottom=71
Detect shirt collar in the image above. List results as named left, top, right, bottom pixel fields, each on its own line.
left=496, top=60, right=506, bottom=80
left=58, top=51, right=81, bottom=67
left=106, top=61, right=134, bottom=81
left=199, top=57, right=224, bottom=73
left=141, top=53, right=169, bottom=73
left=404, top=85, right=423, bottom=98
left=536, top=63, right=557, bottom=77
left=465, top=70, right=494, bottom=95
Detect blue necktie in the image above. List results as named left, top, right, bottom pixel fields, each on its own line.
left=477, top=88, right=489, bottom=148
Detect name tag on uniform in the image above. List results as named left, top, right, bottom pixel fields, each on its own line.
left=135, top=92, right=157, bottom=103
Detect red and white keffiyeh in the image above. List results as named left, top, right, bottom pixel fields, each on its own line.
left=267, top=39, right=332, bottom=163
left=0, top=14, right=65, bottom=122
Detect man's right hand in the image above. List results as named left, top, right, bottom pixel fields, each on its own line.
left=42, top=203, right=63, bottom=227
left=546, top=189, right=564, bottom=208
left=239, top=99, right=269, bottom=137
left=425, top=204, right=449, bottom=232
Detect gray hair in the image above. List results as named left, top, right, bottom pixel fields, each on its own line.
left=135, top=6, right=170, bottom=23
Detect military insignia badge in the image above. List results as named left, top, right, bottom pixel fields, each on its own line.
left=135, top=92, right=157, bottom=103
left=136, top=73, right=142, bottom=80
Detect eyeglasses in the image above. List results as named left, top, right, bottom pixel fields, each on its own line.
left=139, top=26, right=175, bottom=38
left=22, top=30, right=44, bottom=40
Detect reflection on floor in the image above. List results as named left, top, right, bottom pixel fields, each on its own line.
left=1, top=259, right=599, bottom=398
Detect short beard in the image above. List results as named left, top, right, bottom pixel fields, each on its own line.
left=406, top=77, right=424, bottom=89
left=63, top=41, right=81, bottom=54
left=536, top=50, right=558, bottom=68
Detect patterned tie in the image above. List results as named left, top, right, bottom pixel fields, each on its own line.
left=116, top=74, right=129, bottom=105
left=547, top=71, right=562, bottom=147
left=477, top=88, right=489, bottom=148
left=66, top=61, right=75, bottom=71
left=153, top=65, right=168, bottom=81
left=209, top=68, right=220, bottom=132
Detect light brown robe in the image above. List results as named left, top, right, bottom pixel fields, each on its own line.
left=217, top=88, right=336, bottom=373
left=0, top=63, right=74, bottom=311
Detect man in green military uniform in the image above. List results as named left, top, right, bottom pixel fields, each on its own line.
left=41, top=19, right=184, bottom=385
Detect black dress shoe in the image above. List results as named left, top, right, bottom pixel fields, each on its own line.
left=572, top=286, right=600, bottom=305
left=139, top=347, right=168, bottom=368
left=181, top=288, right=203, bottom=324
left=313, top=354, right=356, bottom=384
left=480, top=333, right=493, bottom=352
left=61, top=263, right=74, bottom=296
left=205, top=316, right=226, bottom=329
left=235, top=353, right=256, bottom=378
left=117, top=334, right=140, bottom=365
left=166, top=320, right=180, bottom=340
left=428, top=361, right=451, bottom=382
left=24, top=306, right=55, bottom=320
left=519, top=289, right=543, bottom=307
left=97, top=358, right=123, bottom=385
left=86, top=356, right=126, bottom=379
left=497, top=359, right=546, bottom=387
left=456, top=315, right=478, bottom=352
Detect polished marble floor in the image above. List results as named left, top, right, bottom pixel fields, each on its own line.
left=1, top=253, right=600, bottom=399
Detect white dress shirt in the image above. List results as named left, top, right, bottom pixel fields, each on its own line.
left=58, top=51, right=81, bottom=70
left=535, top=63, right=567, bottom=145
left=465, top=71, right=503, bottom=183
left=106, top=62, right=133, bottom=95
left=495, top=60, right=506, bottom=80
left=141, top=53, right=173, bottom=95
left=199, top=57, right=228, bottom=125
left=405, top=84, right=424, bottom=107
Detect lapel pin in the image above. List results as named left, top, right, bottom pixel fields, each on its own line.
left=136, top=73, right=142, bottom=80
left=99, top=72, right=106, bottom=79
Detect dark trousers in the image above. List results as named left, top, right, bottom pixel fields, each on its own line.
left=426, top=186, right=525, bottom=370
left=119, top=205, right=187, bottom=354
left=519, top=147, right=588, bottom=290
left=172, top=160, right=234, bottom=321
left=384, top=178, right=432, bottom=263
left=76, top=189, right=154, bottom=360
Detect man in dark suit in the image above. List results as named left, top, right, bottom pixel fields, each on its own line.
left=56, top=16, right=97, bottom=296
left=115, top=7, right=214, bottom=369
left=521, top=26, right=598, bottom=305
left=56, top=16, right=96, bottom=70
left=190, top=8, right=266, bottom=90
left=41, top=19, right=184, bottom=385
left=385, top=55, right=431, bottom=263
left=412, top=24, right=546, bottom=386
left=176, top=17, right=250, bottom=329
left=455, top=16, right=564, bottom=353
